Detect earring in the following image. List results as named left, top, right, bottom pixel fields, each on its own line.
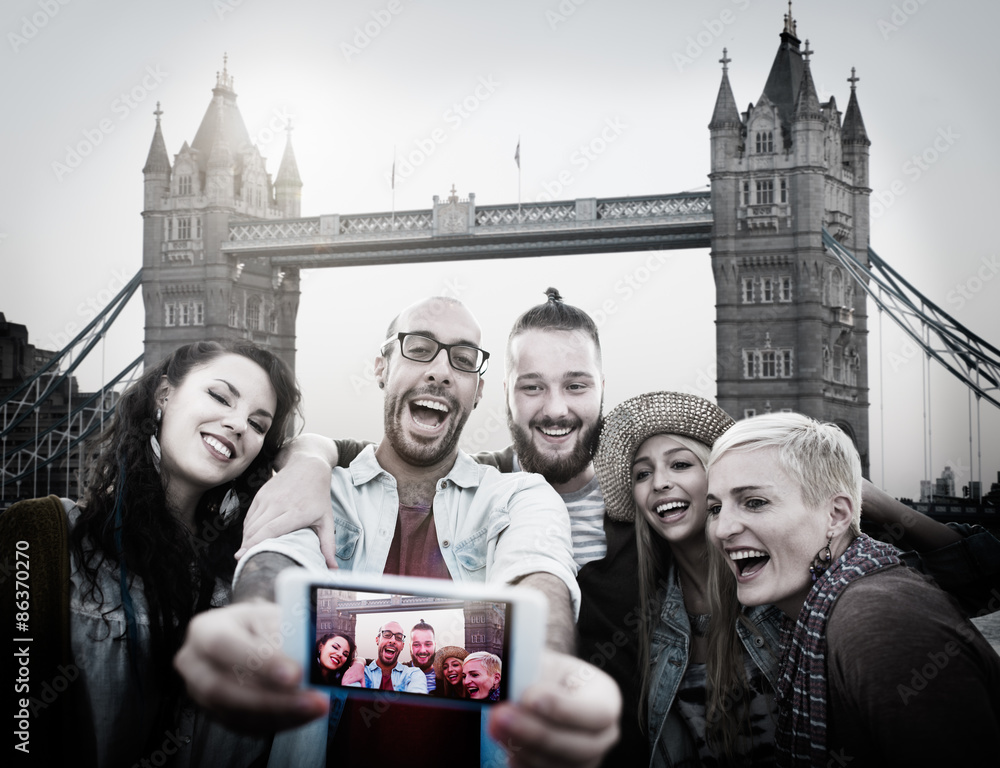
left=378, top=381, right=385, bottom=389
left=150, top=405, right=163, bottom=474
left=809, top=535, right=833, bottom=581
left=220, top=484, right=241, bottom=524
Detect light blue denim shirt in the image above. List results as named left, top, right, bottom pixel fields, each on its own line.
left=362, top=659, right=429, bottom=693
left=244, top=446, right=580, bottom=768
left=237, top=445, right=580, bottom=607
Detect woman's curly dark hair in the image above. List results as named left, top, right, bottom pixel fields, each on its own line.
left=70, top=340, right=300, bottom=743
left=313, top=632, right=358, bottom=687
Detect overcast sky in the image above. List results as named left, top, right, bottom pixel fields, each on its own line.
left=2, top=0, right=997, bottom=500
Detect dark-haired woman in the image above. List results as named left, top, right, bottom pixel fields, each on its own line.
left=432, top=645, right=469, bottom=699
left=66, top=340, right=300, bottom=766
left=315, top=633, right=364, bottom=687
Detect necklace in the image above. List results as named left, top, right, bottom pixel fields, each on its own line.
left=687, top=612, right=711, bottom=637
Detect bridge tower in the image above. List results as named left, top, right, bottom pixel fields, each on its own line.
left=709, top=9, right=872, bottom=472
left=140, top=57, right=301, bottom=372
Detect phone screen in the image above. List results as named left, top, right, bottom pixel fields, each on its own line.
left=308, top=584, right=513, bottom=704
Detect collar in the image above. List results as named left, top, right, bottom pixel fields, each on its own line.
left=350, top=444, right=484, bottom=489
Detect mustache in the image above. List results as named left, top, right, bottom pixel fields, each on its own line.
left=405, top=385, right=460, bottom=410
left=528, top=416, right=582, bottom=430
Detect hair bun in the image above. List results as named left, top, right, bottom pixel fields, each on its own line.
left=545, top=287, right=563, bottom=303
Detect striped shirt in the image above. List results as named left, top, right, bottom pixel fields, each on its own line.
left=512, top=454, right=607, bottom=567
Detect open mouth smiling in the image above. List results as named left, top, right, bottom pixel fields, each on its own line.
left=409, top=398, right=450, bottom=430
left=654, top=500, right=689, bottom=519
left=727, top=548, right=771, bottom=577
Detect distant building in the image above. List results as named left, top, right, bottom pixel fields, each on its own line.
left=709, top=10, right=871, bottom=472
left=0, top=313, right=111, bottom=506
left=141, top=56, right=301, bottom=373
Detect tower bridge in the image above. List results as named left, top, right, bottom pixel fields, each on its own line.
left=5, top=8, right=999, bottom=503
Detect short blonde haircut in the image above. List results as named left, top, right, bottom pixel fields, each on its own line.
left=707, top=412, right=862, bottom=535
left=463, top=651, right=502, bottom=679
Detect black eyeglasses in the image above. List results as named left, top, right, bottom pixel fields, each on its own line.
left=380, top=630, right=405, bottom=642
left=382, top=333, right=490, bottom=375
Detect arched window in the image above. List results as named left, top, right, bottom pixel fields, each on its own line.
left=755, top=130, right=774, bottom=153
left=246, top=296, right=261, bottom=331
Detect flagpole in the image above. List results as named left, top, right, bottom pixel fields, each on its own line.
left=391, top=145, right=396, bottom=229
left=515, top=136, right=521, bottom=221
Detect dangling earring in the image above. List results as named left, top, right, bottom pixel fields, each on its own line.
left=809, top=535, right=833, bottom=581
left=150, top=403, right=164, bottom=474
left=220, top=483, right=241, bottom=524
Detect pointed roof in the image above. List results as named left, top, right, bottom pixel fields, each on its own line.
left=759, top=8, right=804, bottom=132
left=275, top=126, right=302, bottom=188
left=709, top=49, right=742, bottom=130
left=207, top=98, right=232, bottom=170
left=190, top=55, right=251, bottom=175
left=794, top=42, right=823, bottom=120
left=842, top=68, right=870, bottom=145
left=143, top=101, right=170, bottom=174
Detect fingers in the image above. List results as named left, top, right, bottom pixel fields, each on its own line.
left=174, top=603, right=328, bottom=733
left=316, top=515, right=338, bottom=569
left=488, top=652, right=621, bottom=768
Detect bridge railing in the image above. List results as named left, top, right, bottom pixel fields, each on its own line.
left=226, top=191, right=714, bottom=244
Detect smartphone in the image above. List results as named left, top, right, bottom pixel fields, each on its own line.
left=276, top=568, right=548, bottom=707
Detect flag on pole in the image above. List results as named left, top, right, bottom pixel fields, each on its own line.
left=514, top=138, right=520, bottom=169
left=391, top=154, right=396, bottom=190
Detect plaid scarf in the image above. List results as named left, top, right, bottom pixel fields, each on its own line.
left=774, top=534, right=902, bottom=766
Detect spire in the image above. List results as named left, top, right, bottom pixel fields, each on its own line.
left=275, top=123, right=302, bottom=188
left=760, top=8, right=803, bottom=134
left=215, top=51, right=234, bottom=95
left=842, top=68, right=870, bottom=145
left=784, top=1, right=797, bottom=38
left=794, top=40, right=822, bottom=120
left=709, top=49, right=742, bottom=130
left=143, top=101, right=171, bottom=174
left=191, top=55, right=251, bottom=174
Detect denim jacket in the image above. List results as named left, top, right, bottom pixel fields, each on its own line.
left=66, top=502, right=269, bottom=768
left=646, top=563, right=784, bottom=768
left=244, top=446, right=580, bottom=768
left=646, top=524, right=1000, bottom=767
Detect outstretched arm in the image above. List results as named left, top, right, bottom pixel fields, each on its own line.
left=861, top=479, right=961, bottom=550
left=239, top=435, right=374, bottom=566
left=516, top=572, right=576, bottom=654
left=177, top=540, right=330, bottom=732
left=862, top=478, right=1000, bottom=614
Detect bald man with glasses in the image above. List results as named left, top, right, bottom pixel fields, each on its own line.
left=175, top=296, right=620, bottom=768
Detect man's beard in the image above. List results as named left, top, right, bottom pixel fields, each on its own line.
left=383, top=385, right=469, bottom=467
left=507, top=405, right=601, bottom=486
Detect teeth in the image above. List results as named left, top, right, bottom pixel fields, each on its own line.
left=540, top=427, right=571, bottom=436
left=728, top=549, right=769, bottom=561
left=655, top=501, right=687, bottom=514
left=204, top=436, right=232, bottom=458
left=413, top=399, right=448, bottom=413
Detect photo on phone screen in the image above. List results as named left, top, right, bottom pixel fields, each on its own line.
left=308, top=585, right=511, bottom=704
